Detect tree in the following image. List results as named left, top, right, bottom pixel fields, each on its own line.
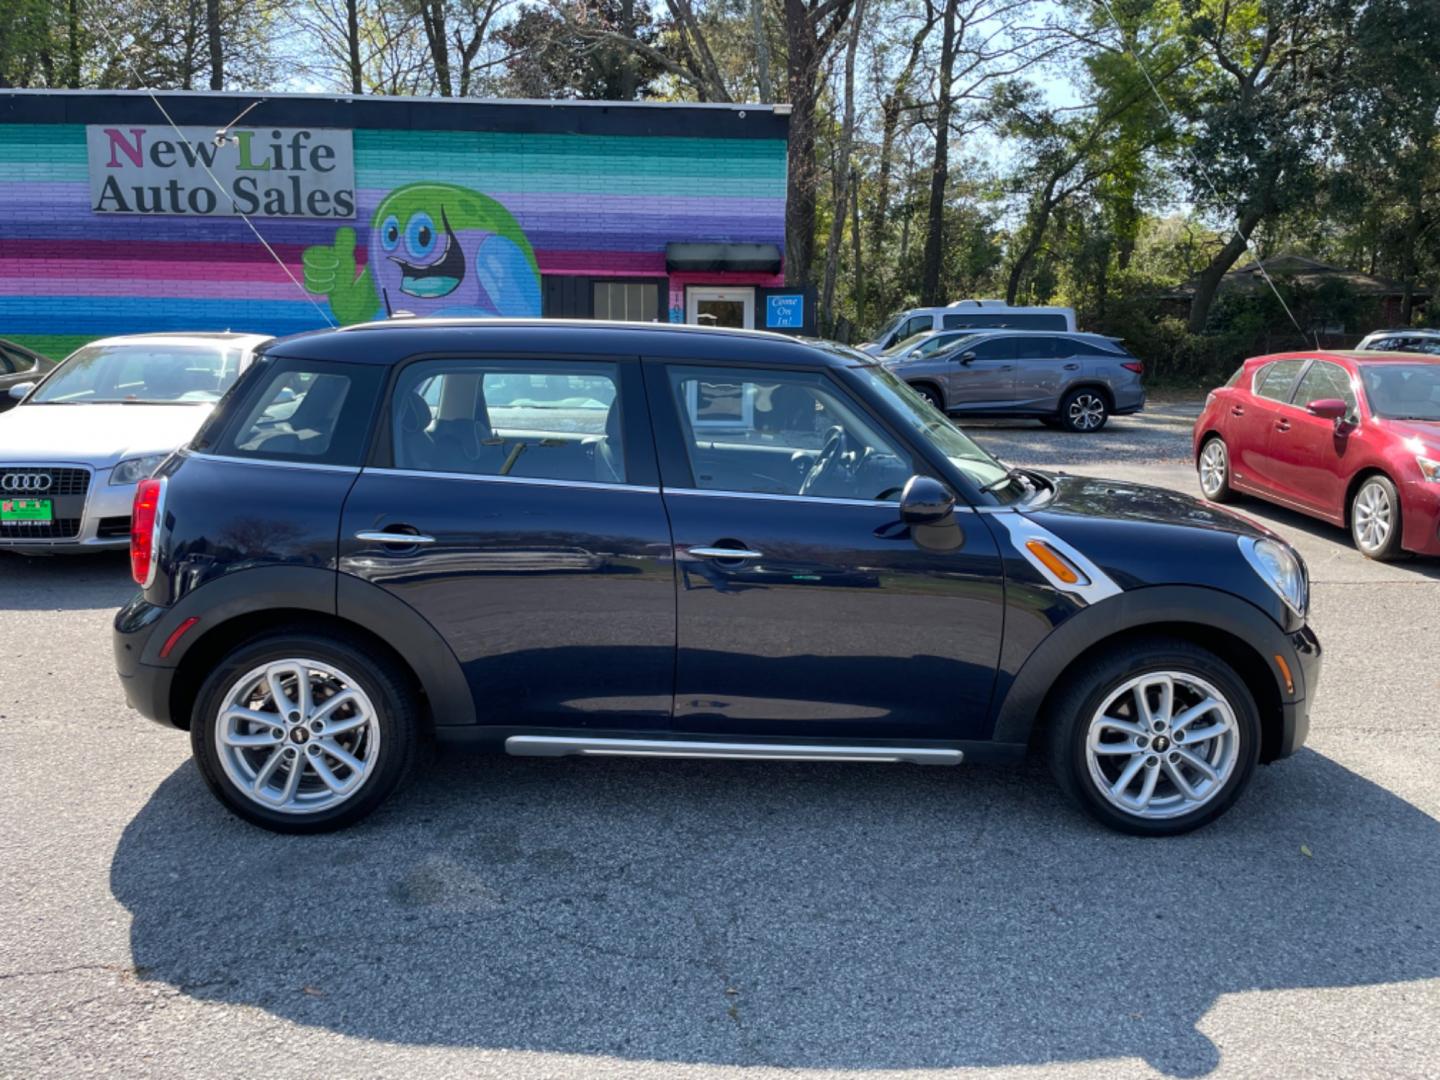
left=498, top=0, right=665, bottom=99
left=819, top=0, right=866, bottom=331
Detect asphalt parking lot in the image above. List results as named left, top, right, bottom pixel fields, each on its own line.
left=3, top=402, right=1438, bottom=1079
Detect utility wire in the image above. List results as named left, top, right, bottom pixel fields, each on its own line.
left=1091, top=0, right=1317, bottom=347
left=80, top=3, right=337, bottom=328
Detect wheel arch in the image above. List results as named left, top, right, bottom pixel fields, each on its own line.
left=1342, top=467, right=1396, bottom=529
left=146, top=566, right=474, bottom=732
left=1195, top=429, right=1224, bottom=463
left=1062, top=381, right=1114, bottom=409
left=907, top=377, right=945, bottom=408
left=992, top=586, right=1298, bottom=764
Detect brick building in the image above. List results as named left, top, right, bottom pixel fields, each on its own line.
left=0, top=90, right=806, bottom=360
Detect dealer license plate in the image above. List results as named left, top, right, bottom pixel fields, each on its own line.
left=0, top=498, right=53, bottom=525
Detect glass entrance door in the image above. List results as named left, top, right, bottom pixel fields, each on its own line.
left=686, top=287, right=755, bottom=329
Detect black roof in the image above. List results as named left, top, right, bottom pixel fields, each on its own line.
left=264, top=319, right=858, bottom=367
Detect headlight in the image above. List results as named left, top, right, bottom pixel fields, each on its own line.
left=1239, top=536, right=1307, bottom=617
left=109, top=454, right=167, bottom=486
left=1416, top=455, right=1440, bottom=482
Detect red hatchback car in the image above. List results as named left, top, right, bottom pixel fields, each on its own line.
left=1193, top=351, right=1440, bottom=560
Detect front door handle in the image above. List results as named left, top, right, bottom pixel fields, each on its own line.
left=1063, top=362, right=1080, bottom=370
left=355, top=530, right=437, bottom=545
left=1231, top=406, right=1245, bottom=417
left=1275, top=420, right=1291, bottom=433
left=688, top=546, right=763, bottom=560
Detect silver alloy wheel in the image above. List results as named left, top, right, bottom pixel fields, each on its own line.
left=1068, top=393, right=1106, bottom=431
left=1084, top=671, right=1240, bottom=820
left=1354, top=481, right=1393, bottom=553
left=1198, top=439, right=1227, bottom=498
left=214, top=658, right=381, bottom=815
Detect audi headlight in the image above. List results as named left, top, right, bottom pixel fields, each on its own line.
left=1239, top=536, right=1307, bottom=617
left=1416, top=455, right=1440, bottom=482
left=109, top=454, right=167, bottom=486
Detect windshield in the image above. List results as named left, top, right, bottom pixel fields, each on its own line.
left=879, top=332, right=932, bottom=358
left=1361, top=364, right=1440, bottom=421
left=31, top=344, right=242, bottom=405
left=868, top=312, right=905, bottom=346
left=849, top=361, right=1023, bottom=497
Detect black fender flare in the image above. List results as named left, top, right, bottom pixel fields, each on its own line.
left=142, top=566, right=475, bottom=728
left=989, top=585, right=1304, bottom=746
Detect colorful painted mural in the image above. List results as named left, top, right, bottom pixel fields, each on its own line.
left=0, top=95, right=789, bottom=358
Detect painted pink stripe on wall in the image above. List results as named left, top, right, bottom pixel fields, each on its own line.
left=0, top=259, right=308, bottom=287
left=0, top=276, right=308, bottom=301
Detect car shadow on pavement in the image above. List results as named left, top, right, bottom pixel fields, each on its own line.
left=111, top=748, right=1438, bottom=1076
left=0, top=550, right=135, bottom=610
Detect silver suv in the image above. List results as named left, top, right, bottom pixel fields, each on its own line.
left=1356, top=328, right=1440, bottom=356
left=883, top=330, right=1146, bottom=432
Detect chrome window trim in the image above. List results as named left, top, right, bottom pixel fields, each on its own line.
left=184, top=450, right=361, bottom=475
left=660, top=486, right=901, bottom=509
left=365, top=466, right=658, bottom=494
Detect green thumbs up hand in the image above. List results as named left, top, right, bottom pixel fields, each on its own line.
left=302, top=227, right=379, bottom=325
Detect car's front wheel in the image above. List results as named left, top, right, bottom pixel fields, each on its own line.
left=912, top=383, right=944, bottom=411
left=1045, top=638, right=1260, bottom=836
left=1058, top=388, right=1109, bottom=432
left=191, top=631, right=421, bottom=833
left=1351, top=474, right=1407, bottom=561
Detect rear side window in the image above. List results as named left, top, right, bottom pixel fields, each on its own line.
left=1068, top=339, right=1125, bottom=357
left=390, top=359, right=626, bottom=484
left=204, top=357, right=384, bottom=466
left=1253, top=359, right=1307, bottom=402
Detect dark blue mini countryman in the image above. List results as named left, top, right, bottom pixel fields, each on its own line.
left=113, top=320, right=1320, bottom=835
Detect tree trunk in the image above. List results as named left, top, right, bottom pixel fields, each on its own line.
left=347, top=0, right=362, bottom=94
left=1005, top=186, right=1058, bottom=304
left=850, top=167, right=863, bottom=322
left=1187, top=208, right=1264, bottom=333
left=66, top=0, right=82, bottom=87
left=418, top=1, right=453, bottom=95
left=920, top=0, right=958, bottom=306
left=206, top=0, right=223, bottom=89
left=783, top=1, right=818, bottom=287
left=820, top=0, right=865, bottom=333
left=751, top=0, right=771, bottom=101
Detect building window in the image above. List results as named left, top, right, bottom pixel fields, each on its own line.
left=593, top=281, right=659, bottom=322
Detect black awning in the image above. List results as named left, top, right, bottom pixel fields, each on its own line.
left=665, top=242, right=782, bottom=274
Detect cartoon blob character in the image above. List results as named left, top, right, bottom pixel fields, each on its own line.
left=302, top=183, right=541, bottom=324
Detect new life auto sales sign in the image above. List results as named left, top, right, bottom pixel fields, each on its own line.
left=86, top=125, right=356, bottom=219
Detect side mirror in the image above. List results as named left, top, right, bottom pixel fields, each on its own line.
left=8, top=382, right=34, bottom=402
left=900, top=475, right=962, bottom=551
left=1306, top=398, right=1348, bottom=421
left=956, top=351, right=976, bottom=365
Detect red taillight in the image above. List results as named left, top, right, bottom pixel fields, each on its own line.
left=1122, top=361, right=1144, bottom=375
left=130, top=477, right=164, bottom=586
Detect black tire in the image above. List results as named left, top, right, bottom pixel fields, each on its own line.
left=1196, top=435, right=1235, bottom=503
left=1044, top=637, right=1260, bottom=837
left=1057, top=387, right=1110, bottom=432
left=1350, top=474, right=1408, bottom=561
left=191, top=630, right=422, bottom=833
left=912, top=383, right=944, bottom=411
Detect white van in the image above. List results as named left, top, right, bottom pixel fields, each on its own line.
left=859, top=300, right=1078, bottom=354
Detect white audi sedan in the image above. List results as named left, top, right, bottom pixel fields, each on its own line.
left=0, top=332, right=270, bottom=553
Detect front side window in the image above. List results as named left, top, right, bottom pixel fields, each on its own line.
left=971, top=337, right=1017, bottom=361
left=1360, top=364, right=1440, bottom=421
left=915, top=332, right=971, bottom=358
left=1252, top=359, right=1307, bottom=402
left=1293, top=361, right=1357, bottom=419
left=899, top=315, right=933, bottom=340
left=667, top=366, right=913, bottom=501
left=392, top=360, right=625, bottom=484
left=30, top=344, right=241, bottom=405
left=208, top=357, right=383, bottom=466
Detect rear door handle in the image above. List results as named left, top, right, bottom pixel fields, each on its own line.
left=1231, top=406, right=1245, bottom=416
left=1063, top=363, right=1080, bottom=371
left=688, top=546, right=763, bottom=560
left=355, top=530, right=437, bottom=545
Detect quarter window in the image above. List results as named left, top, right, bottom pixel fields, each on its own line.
left=666, top=366, right=913, bottom=502
left=213, top=357, right=383, bottom=466
left=1292, top=361, right=1357, bottom=418
left=1252, top=360, right=1308, bottom=402
left=391, top=360, right=625, bottom=484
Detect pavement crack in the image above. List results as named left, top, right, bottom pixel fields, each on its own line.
left=0, top=962, right=136, bottom=981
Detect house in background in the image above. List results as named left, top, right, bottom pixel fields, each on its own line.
left=1161, top=254, right=1430, bottom=339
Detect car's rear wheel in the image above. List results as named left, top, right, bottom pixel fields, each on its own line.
left=1045, top=638, right=1260, bottom=836
left=912, top=383, right=944, bottom=411
left=1197, top=436, right=1235, bottom=502
left=191, top=631, right=421, bottom=833
left=1351, top=474, right=1407, bottom=561
left=1058, top=388, right=1109, bottom=432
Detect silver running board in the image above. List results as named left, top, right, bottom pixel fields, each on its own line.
left=504, top=736, right=963, bottom=765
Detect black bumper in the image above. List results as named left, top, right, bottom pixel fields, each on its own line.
left=114, top=594, right=180, bottom=728
left=1273, top=622, right=1321, bottom=761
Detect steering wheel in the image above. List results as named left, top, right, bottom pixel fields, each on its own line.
left=799, top=425, right=851, bottom=496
